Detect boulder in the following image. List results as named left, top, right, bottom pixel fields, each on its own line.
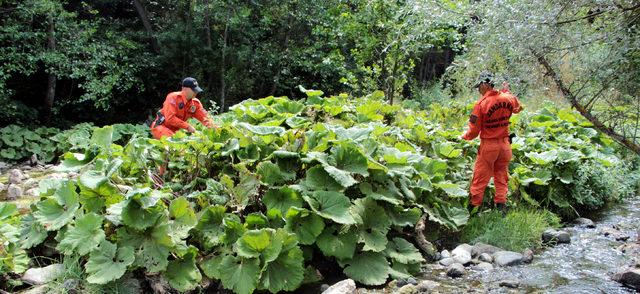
left=471, top=242, right=502, bottom=257
left=479, top=253, right=493, bottom=263
left=6, top=185, right=23, bottom=200
left=573, top=217, right=595, bottom=228
left=522, top=248, right=534, bottom=264
left=613, top=269, right=640, bottom=290
left=440, top=250, right=451, bottom=259
left=473, top=262, right=494, bottom=271
left=451, top=244, right=472, bottom=265
left=499, top=280, right=520, bottom=288
left=416, top=280, right=440, bottom=291
left=22, top=264, right=64, bottom=285
left=492, top=251, right=524, bottom=266
left=542, top=229, right=571, bottom=244
left=446, top=263, right=466, bottom=278
left=439, top=257, right=456, bottom=267
left=322, top=279, right=356, bottom=294
left=8, top=169, right=25, bottom=184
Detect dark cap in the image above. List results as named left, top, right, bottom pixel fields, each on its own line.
left=474, top=71, right=495, bottom=88
left=182, top=77, right=203, bottom=94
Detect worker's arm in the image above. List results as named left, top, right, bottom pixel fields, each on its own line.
left=162, top=96, right=192, bottom=130
left=191, top=99, right=215, bottom=128
left=462, top=102, right=482, bottom=140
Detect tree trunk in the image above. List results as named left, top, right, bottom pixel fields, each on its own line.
left=535, top=52, right=640, bottom=155
left=44, top=15, right=56, bottom=124
left=132, top=0, right=160, bottom=54
left=220, top=7, right=231, bottom=112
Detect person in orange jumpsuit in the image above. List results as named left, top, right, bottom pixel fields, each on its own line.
left=150, top=77, right=215, bottom=139
left=461, top=72, right=523, bottom=216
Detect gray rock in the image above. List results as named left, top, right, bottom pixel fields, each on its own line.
left=574, top=217, right=595, bottom=228
left=8, top=169, right=25, bottom=184
left=492, top=251, right=524, bottom=266
left=416, top=280, right=440, bottom=291
left=440, top=249, right=451, bottom=259
left=18, top=285, right=50, bottom=294
left=6, top=185, right=23, bottom=200
left=451, top=244, right=472, bottom=265
left=63, top=279, right=79, bottom=293
left=522, top=248, right=534, bottom=264
left=22, top=264, right=64, bottom=285
left=322, top=279, right=356, bottom=294
left=439, top=257, right=456, bottom=266
left=479, top=253, right=493, bottom=263
left=446, top=263, right=466, bottom=278
left=0, top=182, right=5, bottom=191
left=471, top=242, right=502, bottom=257
left=396, top=278, right=417, bottom=287
left=473, top=262, right=494, bottom=271
left=602, top=227, right=630, bottom=242
left=22, top=178, right=38, bottom=189
left=320, top=284, right=330, bottom=292
left=26, top=188, right=40, bottom=197
left=542, top=229, right=571, bottom=244
left=397, top=284, right=417, bottom=294
left=613, top=269, right=640, bottom=290
left=499, top=280, right=520, bottom=288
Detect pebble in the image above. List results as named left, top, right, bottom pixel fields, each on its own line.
left=499, top=280, right=520, bottom=288
left=321, top=279, right=356, bottom=294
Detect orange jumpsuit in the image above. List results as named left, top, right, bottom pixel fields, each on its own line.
left=150, top=91, right=214, bottom=139
left=462, top=89, right=522, bottom=206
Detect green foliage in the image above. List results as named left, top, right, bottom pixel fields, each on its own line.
left=460, top=208, right=561, bottom=252
left=3, top=90, right=635, bottom=293
left=0, top=123, right=148, bottom=163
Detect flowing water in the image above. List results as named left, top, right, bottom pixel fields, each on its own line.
left=417, top=196, right=640, bottom=293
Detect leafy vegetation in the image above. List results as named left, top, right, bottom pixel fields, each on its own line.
left=0, top=90, right=636, bottom=292
left=0, top=123, right=148, bottom=163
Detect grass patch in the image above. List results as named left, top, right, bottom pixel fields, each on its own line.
left=459, top=208, right=561, bottom=252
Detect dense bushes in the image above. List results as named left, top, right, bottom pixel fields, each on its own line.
left=0, top=91, right=637, bottom=293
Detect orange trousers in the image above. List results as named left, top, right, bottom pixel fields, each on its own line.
left=470, top=137, right=512, bottom=206
left=151, top=124, right=175, bottom=139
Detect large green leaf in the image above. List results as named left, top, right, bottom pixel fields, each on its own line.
left=316, top=226, right=357, bottom=260
left=259, top=246, right=305, bottom=292
left=164, top=247, right=202, bottom=292
left=322, top=165, right=357, bottom=188
left=303, top=191, right=355, bottom=224
left=304, top=165, right=343, bottom=191
left=19, top=214, right=48, bottom=249
left=433, top=181, right=467, bottom=198
left=168, top=197, right=197, bottom=241
left=351, top=198, right=391, bottom=252
left=57, top=213, right=105, bottom=256
left=328, top=144, right=369, bottom=176
left=284, top=207, right=325, bottom=245
left=384, top=238, right=424, bottom=264
left=121, top=189, right=165, bottom=231
left=257, top=161, right=295, bottom=185
left=239, top=122, right=285, bottom=135
left=85, top=240, right=135, bottom=284
left=34, top=181, right=80, bottom=231
left=117, top=223, right=174, bottom=273
left=236, top=229, right=282, bottom=263
left=262, top=187, right=303, bottom=214
left=218, top=255, right=261, bottom=294
left=194, top=205, right=226, bottom=250
left=343, top=252, right=390, bottom=286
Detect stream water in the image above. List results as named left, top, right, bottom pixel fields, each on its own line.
left=416, top=196, right=640, bottom=293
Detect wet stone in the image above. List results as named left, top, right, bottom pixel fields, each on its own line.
left=602, top=227, right=630, bottom=242
left=522, top=248, right=534, bottom=263
left=493, top=251, right=524, bottom=266
left=439, top=257, right=456, bottom=266
left=7, top=185, right=23, bottom=200
left=542, top=229, right=571, bottom=244
left=471, top=242, right=503, bottom=257
left=499, top=280, right=520, bottom=288
left=473, top=262, right=494, bottom=271
left=416, top=280, right=440, bottom=291
left=574, top=217, right=595, bottom=228
left=446, top=263, right=466, bottom=278
left=613, top=269, right=640, bottom=290
left=440, top=249, right=451, bottom=259
left=397, top=284, right=417, bottom=294
left=322, top=279, right=356, bottom=294
left=479, top=253, right=493, bottom=263
left=8, top=169, right=25, bottom=184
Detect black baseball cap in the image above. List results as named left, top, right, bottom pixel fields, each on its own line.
left=474, top=71, right=495, bottom=88
left=182, top=77, right=203, bottom=94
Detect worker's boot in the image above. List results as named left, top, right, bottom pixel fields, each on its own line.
left=496, top=203, right=507, bottom=218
